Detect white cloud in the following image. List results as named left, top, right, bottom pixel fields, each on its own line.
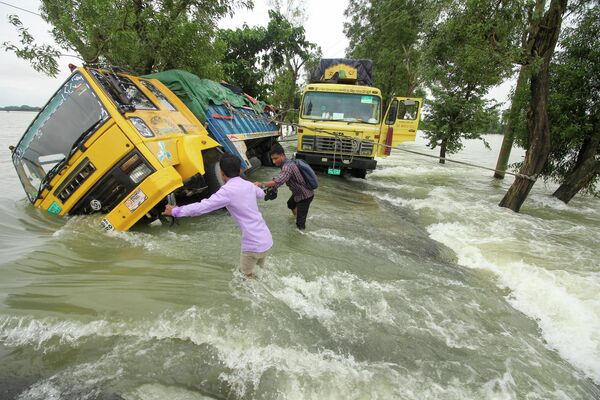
left=0, top=0, right=70, bottom=106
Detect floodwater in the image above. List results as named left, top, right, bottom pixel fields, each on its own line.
left=1, top=111, right=599, bottom=399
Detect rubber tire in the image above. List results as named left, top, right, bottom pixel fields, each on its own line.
left=202, top=148, right=225, bottom=195
left=249, top=156, right=262, bottom=169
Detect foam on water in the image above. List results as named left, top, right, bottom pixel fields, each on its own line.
left=0, top=309, right=439, bottom=399
left=122, top=384, right=217, bottom=400
left=269, top=271, right=397, bottom=326
left=0, top=315, right=115, bottom=350
left=2, top=291, right=595, bottom=400
left=379, top=163, right=600, bottom=385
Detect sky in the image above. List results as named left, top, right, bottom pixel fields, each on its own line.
left=0, top=0, right=510, bottom=107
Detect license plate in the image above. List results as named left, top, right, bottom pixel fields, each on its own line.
left=100, top=218, right=114, bottom=231
left=124, top=188, right=147, bottom=212
left=327, top=168, right=341, bottom=176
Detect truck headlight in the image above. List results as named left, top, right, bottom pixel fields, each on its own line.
left=120, top=153, right=153, bottom=183
left=129, top=117, right=154, bottom=138
left=301, top=136, right=315, bottom=151
left=128, top=163, right=152, bottom=183
left=360, top=147, right=372, bottom=155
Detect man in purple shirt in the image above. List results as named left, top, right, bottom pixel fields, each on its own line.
left=255, top=144, right=315, bottom=230
left=163, top=154, right=273, bottom=278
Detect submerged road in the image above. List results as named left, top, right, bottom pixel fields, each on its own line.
left=1, top=111, right=599, bottom=399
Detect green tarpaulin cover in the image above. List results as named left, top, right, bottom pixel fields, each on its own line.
left=143, top=69, right=267, bottom=123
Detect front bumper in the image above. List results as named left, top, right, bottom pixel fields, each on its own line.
left=295, top=152, right=377, bottom=171
left=101, top=166, right=183, bottom=231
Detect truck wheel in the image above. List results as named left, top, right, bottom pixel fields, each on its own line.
left=202, top=148, right=225, bottom=195
left=350, top=168, right=367, bottom=179
left=249, top=156, right=262, bottom=169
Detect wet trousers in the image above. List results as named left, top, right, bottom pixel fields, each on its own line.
left=287, top=195, right=314, bottom=230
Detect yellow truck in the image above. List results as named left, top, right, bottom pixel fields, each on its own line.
left=295, top=59, right=422, bottom=178
left=11, top=66, right=279, bottom=231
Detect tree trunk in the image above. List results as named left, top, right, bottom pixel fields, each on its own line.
left=553, top=132, right=600, bottom=203
left=494, top=68, right=528, bottom=179
left=499, top=0, right=567, bottom=212
left=439, top=138, right=447, bottom=164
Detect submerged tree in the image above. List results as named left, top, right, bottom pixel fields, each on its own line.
left=499, top=0, right=569, bottom=211
left=267, top=0, right=307, bottom=27
left=492, top=1, right=535, bottom=180
left=218, top=8, right=319, bottom=115
left=493, top=67, right=529, bottom=179
left=542, top=2, right=599, bottom=203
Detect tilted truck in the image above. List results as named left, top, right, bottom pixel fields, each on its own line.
left=295, top=59, right=423, bottom=178
left=10, top=66, right=279, bottom=231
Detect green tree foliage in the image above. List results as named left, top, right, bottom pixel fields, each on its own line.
left=421, top=0, right=527, bottom=162
left=218, top=24, right=269, bottom=97
left=344, top=0, right=425, bottom=98
left=2, top=15, right=61, bottom=76
left=423, top=87, right=500, bottom=157
left=4, top=0, right=252, bottom=78
left=218, top=9, right=319, bottom=116
left=262, top=10, right=318, bottom=119
left=540, top=2, right=599, bottom=200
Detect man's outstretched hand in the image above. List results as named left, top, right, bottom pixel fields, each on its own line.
left=163, top=204, right=176, bottom=216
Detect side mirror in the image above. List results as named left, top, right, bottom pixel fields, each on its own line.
left=293, top=95, right=300, bottom=110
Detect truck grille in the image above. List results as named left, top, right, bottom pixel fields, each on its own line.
left=70, top=151, right=152, bottom=215
left=304, top=135, right=374, bottom=155
left=54, top=158, right=96, bottom=203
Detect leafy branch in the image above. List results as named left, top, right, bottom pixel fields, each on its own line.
left=2, top=15, right=62, bottom=77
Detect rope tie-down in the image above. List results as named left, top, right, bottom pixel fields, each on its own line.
left=230, top=108, right=537, bottom=182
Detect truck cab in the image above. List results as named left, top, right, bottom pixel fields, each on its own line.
left=295, top=59, right=422, bottom=178
left=11, top=66, right=222, bottom=231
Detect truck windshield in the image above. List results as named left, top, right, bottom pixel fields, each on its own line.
left=12, top=73, right=109, bottom=203
left=302, top=92, right=381, bottom=124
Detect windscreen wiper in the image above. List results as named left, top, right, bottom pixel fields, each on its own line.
left=67, top=118, right=105, bottom=157
left=35, top=119, right=105, bottom=199
left=104, top=70, right=135, bottom=113
left=35, top=156, right=67, bottom=200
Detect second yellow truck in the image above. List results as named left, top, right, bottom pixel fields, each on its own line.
left=295, top=59, right=422, bottom=178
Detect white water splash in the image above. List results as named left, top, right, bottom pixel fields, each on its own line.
left=390, top=173, right=600, bottom=385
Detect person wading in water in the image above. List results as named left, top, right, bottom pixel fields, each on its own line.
left=255, top=144, right=315, bottom=230
left=164, top=154, right=273, bottom=278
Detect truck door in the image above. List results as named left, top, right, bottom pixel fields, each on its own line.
left=378, top=97, right=422, bottom=156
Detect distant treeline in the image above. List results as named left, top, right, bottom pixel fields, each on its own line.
left=0, top=105, right=41, bottom=112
